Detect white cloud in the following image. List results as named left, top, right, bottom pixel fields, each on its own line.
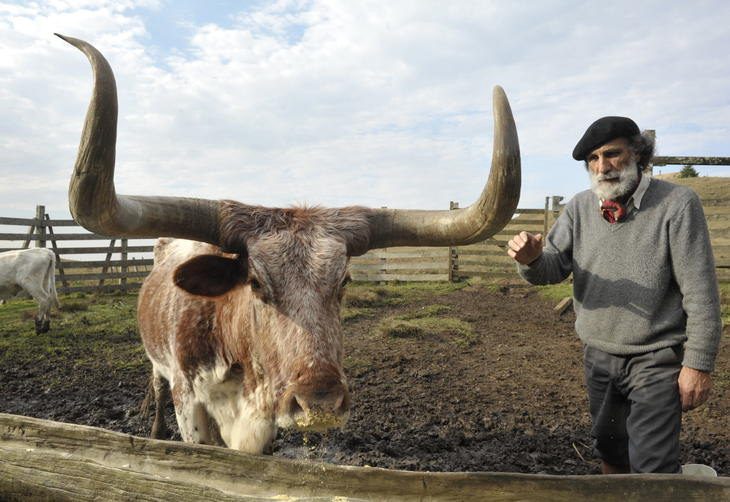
left=1, top=0, right=729, bottom=224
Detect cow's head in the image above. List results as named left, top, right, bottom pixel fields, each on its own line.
left=172, top=205, right=371, bottom=430
left=60, top=34, right=520, bottom=432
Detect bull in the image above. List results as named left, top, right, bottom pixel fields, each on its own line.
left=0, top=248, right=60, bottom=334
left=59, top=35, right=520, bottom=454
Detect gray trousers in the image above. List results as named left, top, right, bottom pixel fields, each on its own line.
left=583, top=345, right=683, bottom=473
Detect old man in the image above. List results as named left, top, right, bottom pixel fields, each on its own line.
left=507, top=116, right=722, bottom=474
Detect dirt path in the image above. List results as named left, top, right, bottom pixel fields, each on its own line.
left=1, top=284, right=727, bottom=475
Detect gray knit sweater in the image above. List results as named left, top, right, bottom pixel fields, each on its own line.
left=518, top=177, right=722, bottom=372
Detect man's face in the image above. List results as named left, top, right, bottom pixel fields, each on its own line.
left=587, top=137, right=639, bottom=200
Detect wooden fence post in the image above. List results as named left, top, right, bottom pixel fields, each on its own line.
left=551, top=196, right=564, bottom=229
left=98, top=239, right=116, bottom=291
left=646, top=129, right=656, bottom=175
left=121, top=238, right=128, bottom=292
left=378, top=207, right=387, bottom=283
left=22, top=222, right=35, bottom=249
left=543, top=197, right=549, bottom=243
left=35, top=205, right=46, bottom=249
left=44, top=213, right=68, bottom=290
left=448, top=201, right=459, bottom=282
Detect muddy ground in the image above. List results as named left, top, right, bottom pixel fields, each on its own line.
left=1, top=283, right=727, bottom=475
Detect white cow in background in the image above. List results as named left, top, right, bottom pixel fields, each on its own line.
left=0, top=248, right=60, bottom=333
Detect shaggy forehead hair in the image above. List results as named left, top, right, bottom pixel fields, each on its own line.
left=218, top=202, right=373, bottom=257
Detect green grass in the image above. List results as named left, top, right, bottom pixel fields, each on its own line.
left=347, top=281, right=468, bottom=303
left=533, top=282, right=573, bottom=302
left=0, top=292, right=147, bottom=373
left=377, top=303, right=475, bottom=347
left=342, top=282, right=469, bottom=323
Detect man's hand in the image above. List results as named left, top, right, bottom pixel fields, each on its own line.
left=507, top=231, right=543, bottom=265
left=678, top=366, right=712, bottom=412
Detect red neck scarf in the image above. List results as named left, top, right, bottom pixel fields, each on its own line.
left=601, top=200, right=626, bottom=224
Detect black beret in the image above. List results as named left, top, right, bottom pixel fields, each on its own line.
left=572, top=116, right=640, bottom=161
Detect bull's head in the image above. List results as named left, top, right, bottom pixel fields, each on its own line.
left=59, top=35, right=520, bottom=440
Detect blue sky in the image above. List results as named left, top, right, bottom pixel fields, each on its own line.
left=1, top=0, right=729, bottom=222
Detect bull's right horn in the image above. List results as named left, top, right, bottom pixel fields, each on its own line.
left=58, top=34, right=221, bottom=244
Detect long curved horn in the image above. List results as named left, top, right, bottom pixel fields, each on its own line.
left=367, top=86, right=520, bottom=248
left=57, top=34, right=221, bottom=244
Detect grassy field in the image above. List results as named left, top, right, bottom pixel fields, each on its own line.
left=0, top=292, right=146, bottom=372
left=1, top=275, right=726, bottom=373
left=654, top=173, right=730, bottom=204
left=0, top=283, right=470, bottom=368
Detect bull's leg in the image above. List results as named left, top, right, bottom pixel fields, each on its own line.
left=151, top=369, right=171, bottom=439
left=171, top=375, right=217, bottom=445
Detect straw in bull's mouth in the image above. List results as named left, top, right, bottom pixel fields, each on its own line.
left=295, top=410, right=345, bottom=432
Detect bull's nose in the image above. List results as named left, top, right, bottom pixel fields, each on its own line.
left=288, top=383, right=350, bottom=416
left=283, top=378, right=350, bottom=431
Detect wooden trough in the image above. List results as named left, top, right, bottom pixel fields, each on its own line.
left=1, top=413, right=728, bottom=501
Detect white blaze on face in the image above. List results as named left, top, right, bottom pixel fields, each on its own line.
left=589, top=159, right=641, bottom=200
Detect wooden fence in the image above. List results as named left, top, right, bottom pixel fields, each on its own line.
left=2, top=413, right=728, bottom=501
left=349, top=197, right=564, bottom=282
left=0, top=202, right=562, bottom=291
left=1, top=190, right=728, bottom=295
left=0, top=205, right=153, bottom=294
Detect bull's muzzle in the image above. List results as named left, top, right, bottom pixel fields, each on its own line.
left=281, top=371, right=350, bottom=432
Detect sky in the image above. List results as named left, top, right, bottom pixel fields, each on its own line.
left=1, top=0, right=729, bottom=223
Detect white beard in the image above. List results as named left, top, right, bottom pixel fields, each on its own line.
left=589, top=160, right=640, bottom=201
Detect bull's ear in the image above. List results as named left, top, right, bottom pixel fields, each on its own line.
left=173, top=255, right=247, bottom=297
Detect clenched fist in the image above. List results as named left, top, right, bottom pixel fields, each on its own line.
left=507, top=231, right=543, bottom=265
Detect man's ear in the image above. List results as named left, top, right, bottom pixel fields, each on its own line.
left=173, top=255, right=248, bottom=297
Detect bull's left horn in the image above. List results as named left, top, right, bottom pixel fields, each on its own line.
left=367, top=86, right=520, bottom=249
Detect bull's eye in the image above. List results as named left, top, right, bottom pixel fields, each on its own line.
left=249, top=278, right=262, bottom=291
left=338, top=275, right=351, bottom=301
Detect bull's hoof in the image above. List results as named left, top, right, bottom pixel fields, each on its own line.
left=151, top=422, right=171, bottom=440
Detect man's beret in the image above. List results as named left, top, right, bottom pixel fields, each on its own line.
left=572, top=116, right=640, bottom=161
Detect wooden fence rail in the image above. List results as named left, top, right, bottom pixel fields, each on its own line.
left=1, top=413, right=727, bottom=501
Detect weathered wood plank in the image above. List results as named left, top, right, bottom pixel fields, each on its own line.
left=0, top=233, right=110, bottom=241
left=52, top=246, right=154, bottom=254
left=56, top=271, right=149, bottom=282
left=457, top=249, right=510, bottom=258
left=42, top=219, right=80, bottom=227
left=0, top=217, right=37, bottom=226
left=59, top=259, right=153, bottom=269
left=360, top=248, right=450, bottom=257
left=652, top=156, right=730, bottom=166
left=2, top=413, right=726, bottom=501
left=351, top=274, right=449, bottom=282
left=350, top=264, right=447, bottom=273
left=511, top=208, right=547, bottom=214
left=57, top=283, right=143, bottom=294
